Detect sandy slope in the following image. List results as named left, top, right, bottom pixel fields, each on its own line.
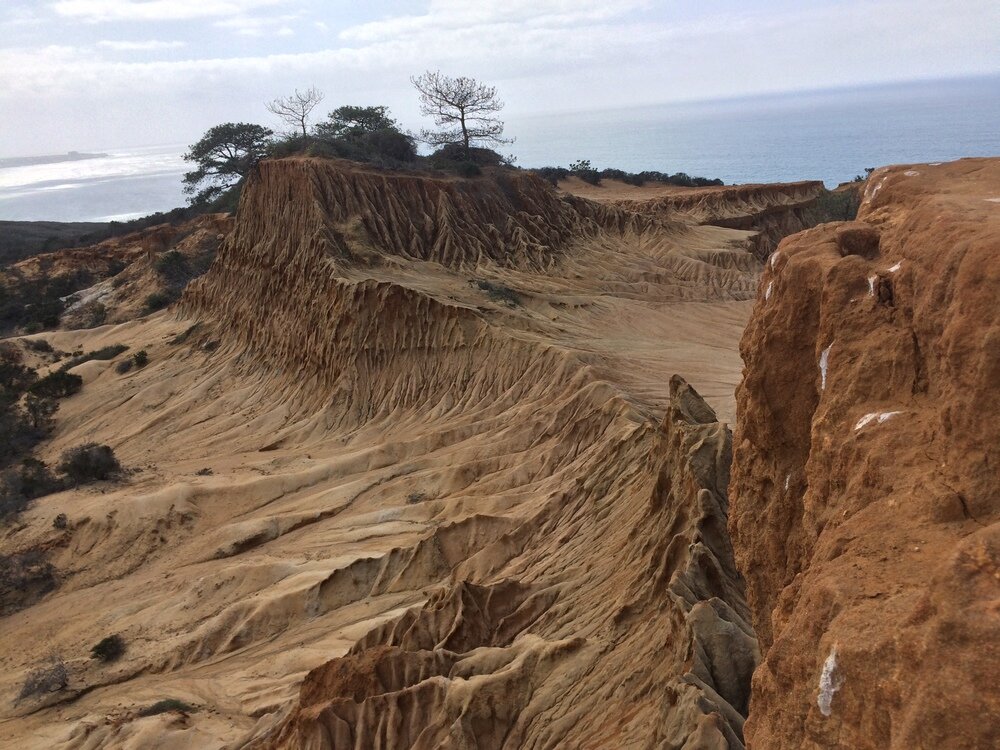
left=0, top=160, right=769, bottom=748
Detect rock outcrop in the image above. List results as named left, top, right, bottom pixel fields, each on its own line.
left=730, top=158, right=1000, bottom=748
left=614, top=181, right=828, bottom=260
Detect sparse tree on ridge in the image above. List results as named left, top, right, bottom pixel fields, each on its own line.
left=182, top=122, right=273, bottom=205
left=410, top=71, right=511, bottom=158
left=266, top=86, right=324, bottom=140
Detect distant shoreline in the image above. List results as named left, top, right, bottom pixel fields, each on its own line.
left=0, top=151, right=111, bottom=169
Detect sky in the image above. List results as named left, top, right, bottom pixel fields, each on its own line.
left=1, top=0, right=998, bottom=156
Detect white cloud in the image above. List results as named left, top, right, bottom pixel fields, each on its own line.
left=339, top=0, right=647, bottom=43
left=97, top=39, right=186, bottom=50
left=51, top=0, right=288, bottom=22
left=215, top=12, right=300, bottom=37
left=1, top=0, right=998, bottom=155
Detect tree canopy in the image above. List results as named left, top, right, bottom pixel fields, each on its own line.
left=314, top=105, right=399, bottom=140
left=310, top=105, right=416, bottom=165
left=182, top=123, right=273, bottom=205
left=411, top=71, right=511, bottom=157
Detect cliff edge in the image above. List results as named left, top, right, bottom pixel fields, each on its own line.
left=730, top=158, right=1000, bottom=748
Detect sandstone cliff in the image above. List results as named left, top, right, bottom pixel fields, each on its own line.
left=730, top=158, right=1000, bottom=748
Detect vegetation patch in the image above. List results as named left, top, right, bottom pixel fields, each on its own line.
left=29, top=370, right=82, bottom=398
left=91, top=634, right=126, bottom=662
left=17, top=658, right=68, bottom=702
left=531, top=163, right=724, bottom=189
left=1, top=549, right=58, bottom=616
left=144, top=291, right=177, bottom=313
left=475, top=279, right=522, bottom=307
left=138, top=698, right=198, bottom=717
left=58, top=443, right=122, bottom=485
left=23, top=339, right=53, bottom=354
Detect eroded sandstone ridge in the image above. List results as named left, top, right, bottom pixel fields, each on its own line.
left=730, top=158, right=1000, bottom=748
left=1, top=159, right=767, bottom=748
left=254, top=376, right=756, bottom=749
left=614, top=181, right=828, bottom=260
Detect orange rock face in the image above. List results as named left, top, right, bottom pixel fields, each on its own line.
left=730, top=159, right=1000, bottom=749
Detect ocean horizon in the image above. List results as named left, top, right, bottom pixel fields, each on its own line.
left=2, top=75, right=998, bottom=223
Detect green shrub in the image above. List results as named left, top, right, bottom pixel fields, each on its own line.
left=16, top=457, right=61, bottom=498
left=456, top=161, right=481, bottom=178
left=144, top=291, right=175, bottom=313
left=569, top=159, right=601, bottom=185
left=532, top=166, right=569, bottom=186
left=138, top=698, right=197, bottom=717
left=814, top=189, right=861, bottom=222
left=58, top=444, right=122, bottom=485
left=29, top=371, right=82, bottom=399
left=115, top=359, right=133, bottom=374
left=132, top=350, right=149, bottom=368
left=91, top=634, right=125, bottom=662
left=530, top=165, right=723, bottom=189
left=153, top=250, right=189, bottom=281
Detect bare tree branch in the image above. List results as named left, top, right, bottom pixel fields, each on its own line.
left=266, top=87, right=324, bottom=140
left=410, top=71, right=512, bottom=158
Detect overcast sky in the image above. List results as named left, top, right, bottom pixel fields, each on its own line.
left=2, top=0, right=998, bottom=156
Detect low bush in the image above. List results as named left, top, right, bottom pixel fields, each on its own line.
left=64, top=301, right=107, bottom=330
left=23, top=339, right=53, bottom=354
left=475, top=279, right=522, bottom=307
left=153, top=250, right=189, bottom=282
left=29, top=370, right=82, bottom=399
left=814, top=188, right=860, bottom=222
left=115, top=349, right=148, bottom=375
left=1, top=459, right=62, bottom=517
left=91, top=634, right=126, bottom=662
left=58, top=444, right=122, bottom=485
left=144, top=291, right=176, bottom=313
left=138, top=698, right=197, bottom=717
left=455, top=161, right=481, bottom=178
left=17, top=658, right=68, bottom=701
left=1, top=549, right=57, bottom=616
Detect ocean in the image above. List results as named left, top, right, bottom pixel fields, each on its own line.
left=2, top=76, right=998, bottom=223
